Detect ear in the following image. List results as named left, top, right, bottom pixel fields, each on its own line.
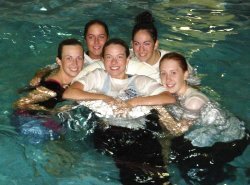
left=154, top=40, right=159, bottom=50
left=184, top=70, right=189, bottom=80
left=130, top=40, right=134, bottom=49
left=126, top=57, right=129, bottom=66
left=56, top=57, right=62, bottom=66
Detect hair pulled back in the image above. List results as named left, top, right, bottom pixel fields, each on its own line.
left=132, top=11, right=158, bottom=43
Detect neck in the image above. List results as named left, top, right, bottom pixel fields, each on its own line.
left=147, top=50, right=160, bottom=65
left=177, top=83, right=189, bottom=97
left=88, top=52, right=101, bottom=60
left=50, top=71, right=72, bottom=87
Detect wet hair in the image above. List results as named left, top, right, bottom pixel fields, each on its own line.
left=57, top=38, right=83, bottom=59
left=84, top=19, right=109, bottom=39
left=102, top=38, right=130, bottom=58
left=132, top=11, right=158, bottom=42
left=160, top=52, right=188, bottom=72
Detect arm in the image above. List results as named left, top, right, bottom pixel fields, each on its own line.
left=30, top=64, right=58, bottom=86
left=14, top=86, right=56, bottom=111
left=126, top=91, right=176, bottom=107
left=63, top=81, right=115, bottom=103
left=154, top=106, right=193, bottom=136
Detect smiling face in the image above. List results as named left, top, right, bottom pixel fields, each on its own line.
left=57, top=45, right=84, bottom=78
left=85, top=23, right=108, bottom=59
left=103, top=43, right=129, bottom=79
left=160, top=58, right=188, bottom=95
left=132, top=29, right=158, bottom=64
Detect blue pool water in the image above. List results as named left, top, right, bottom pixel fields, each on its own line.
left=0, top=0, right=250, bottom=184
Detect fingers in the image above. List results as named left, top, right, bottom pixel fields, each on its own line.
left=30, top=77, right=41, bottom=87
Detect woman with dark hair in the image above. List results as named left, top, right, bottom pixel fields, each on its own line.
left=83, top=19, right=109, bottom=65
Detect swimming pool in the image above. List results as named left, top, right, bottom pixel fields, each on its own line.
left=0, top=0, right=250, bottom=184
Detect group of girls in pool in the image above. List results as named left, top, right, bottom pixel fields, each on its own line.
left=13, top=10, right=249, bottom=185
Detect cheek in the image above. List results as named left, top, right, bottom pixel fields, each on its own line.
left=87, top=39, right=94, bottom=45
left=99, top=39, right=106, bottom=45
left=160, top=75, right=166, bottom=83
left=133, top=45, right=139, bottom=51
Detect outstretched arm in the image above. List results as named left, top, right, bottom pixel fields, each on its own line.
left=126, top=91, right=176, bottom=107
left=63, top=81, right=116, bottom=103
left=14, top=86, right=56, bottom=112
left=29, top=64, right=58, bottom=86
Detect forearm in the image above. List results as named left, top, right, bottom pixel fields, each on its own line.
left=63, top=82, right=112, bottom=102
left=30, top=66, right=58, bottom=86
left=155, top=106, right=193, bottom=136
left=14, top=86, right=55, bottom=111
left=126, top=91, right=176, bottom=107
left=63, top=88, right=109, bottom=101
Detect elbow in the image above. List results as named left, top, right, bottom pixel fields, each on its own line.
left=165, top=92, right=176, bottom=104
left=170, top=96, right=176, bottom=104
left=62, top=89, right=70, bottom=100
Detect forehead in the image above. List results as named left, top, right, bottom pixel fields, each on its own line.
left=160, top=59, right=181, bottom=69
left=62, top=45, right=83, bottom=55
left=104, top=44, right=125, bottom=54
left=87, top=23, right=106, bottom=34
left=133, top=29, right=153, bottom=41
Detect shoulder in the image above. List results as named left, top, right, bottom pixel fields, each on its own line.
left=159, top=49, right=171, bottom=57
left=84, top=53, right=102, bottom=66
left=40, top=79, right=64, bottom=94
left=84, top=68, right=107, bottom=79
left=83, top=60, right=104, bottom=74
left=132, top=75, right=155, bottom=82
left=183, top=88, right=209, bottom=111
left=73, top=63, right=104, bottom=83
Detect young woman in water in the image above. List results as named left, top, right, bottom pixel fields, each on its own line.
left=16, top=38, right=84, bottom=111
left=63, top=38, right=174, bottom=184
left=13, top=38, right=84, bottom=143
left=158, top=52, right=249, bottom=184
left=83, top=19, right=109, bottom=65
left=130, top=10, right=168, bottom=71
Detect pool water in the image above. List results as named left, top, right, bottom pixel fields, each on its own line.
left=0, top=0, right=250, bottom=184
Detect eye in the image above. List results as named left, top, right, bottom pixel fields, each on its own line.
left=98, top=35, right=106, bottom=39
left=133, top=42, right=139, bottom=46
left=143, top=42, right=151, bottom=46
left=117, top=55, right=125, bottom=61
left=160, top=71, right=166, bottom=76
left=87, top=35, right=94, bottom=40
left=77, top=56, right=83, bottom=61
left=105, top=55, right=112, bottom=60
left=171, top=71, right=177, bottom=75
left=65, top=56, right=73, bottom=62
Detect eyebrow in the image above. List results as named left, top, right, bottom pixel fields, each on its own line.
left=87, top=33, right=106, bottom=36
left=133, top=40, right=152, bottom=43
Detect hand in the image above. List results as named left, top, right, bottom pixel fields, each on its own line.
left=30, top=76, right=41, bottom=87
left=112, top=100, right=132, bottom=118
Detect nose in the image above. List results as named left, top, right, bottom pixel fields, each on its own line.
left=139, top=45, right=144, bottom=52
left=111, top=57, right=118, bottom=64
left=164, top=74, right=172, bottom=82
left=94, top=37, right=99, bottom=44
left=70, top=58, right=78, bottom=66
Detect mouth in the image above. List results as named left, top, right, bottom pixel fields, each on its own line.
left=110, top=66, right=120, bottom=70
left=166, top=83, right=175, bottom=88
left=93, top=46, right=101, bottom=50
left=139, top=53, right=147, bottom=57
left=70, top=67, right=80, bottom=72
